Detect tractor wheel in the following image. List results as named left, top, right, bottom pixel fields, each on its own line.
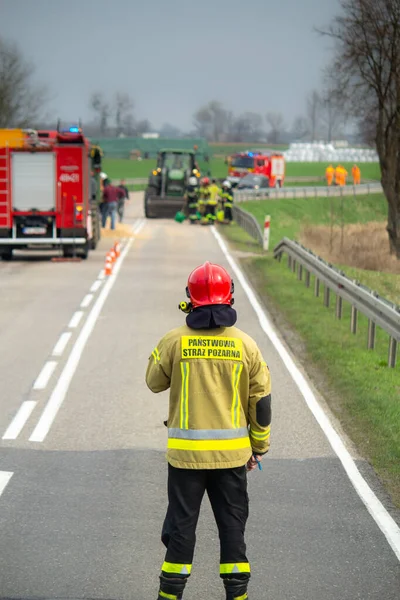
left=144, top=189, right=157, bottom=219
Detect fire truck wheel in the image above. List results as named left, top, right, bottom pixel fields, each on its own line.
left=0, top=248, right=13, bottom=261
left=78, top=241, right=89, bottom=260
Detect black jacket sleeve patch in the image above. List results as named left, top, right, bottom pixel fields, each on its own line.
left=256, top=394, right=271, bottom=427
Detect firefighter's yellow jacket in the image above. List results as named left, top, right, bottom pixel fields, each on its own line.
left=146, top=324, right=271, bottom=469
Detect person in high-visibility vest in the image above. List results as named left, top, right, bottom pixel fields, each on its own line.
left=325, top=164, right=335, bottom=186
left=335, top=165, right=343, bottom=186
left=351, top=164, right=361, bottom=185
left=203, top=178, right=220, bottom=225
left=146, top=262, right=272, bottom=600
left=341, top=165, right=348, bottom=186
left=197, top=177, right=210, bottom=218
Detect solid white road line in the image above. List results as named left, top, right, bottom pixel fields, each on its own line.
left=90, top=280, right=102, bottom=293
left=0, top=472, right=13, bottom=498
left=132, top=220, right=145, bottom=235
left=29, top=237, right=135, bottom=443
left=2, top=401, right=36, bottom=440
left=98, top=270, right=105, bottom=280
left=52, top=332, right=72, bottom=357
left=32, top=361, right=57, bottom=390
left=211, top=227, right=400, bottom=562
left=80, top=294, right=93, bottom=308
left=68, top=311, right=83, bottom=329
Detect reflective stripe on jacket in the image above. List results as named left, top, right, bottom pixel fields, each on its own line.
left=146, top=325, right=271, bottom=469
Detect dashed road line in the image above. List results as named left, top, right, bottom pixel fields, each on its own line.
left=2, top=401, right=37, bottom=440
left=80, top=294, right=93, bottom=308
left=29, top=237, right=135, bottom=443
left=52, top=332, right=72, bottom=357
left=90, top=280, right=102, bottom=293
left=33, top=361, right=57, bottom=391
left=0, top=472, right=13, bottom=498
left=68, top=311, right=84, bottom=329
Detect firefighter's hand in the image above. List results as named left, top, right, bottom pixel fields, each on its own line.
left=246, top=454, right=263, bottom=471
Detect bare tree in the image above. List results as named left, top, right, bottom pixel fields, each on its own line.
left=320, top=0, right=400, bottom=257
left=90, top=92, right=110, bottom=135
left=291, top=115, right=309, bottom=140
left=265, top=112, right=284, bottom=144
left=193, top=105, right=213, bottom=138
left=306, top=90, right=321, bottom=141
left=0, top=37, right=47, bottom=127
left=115, top=92, right=134, bottom=136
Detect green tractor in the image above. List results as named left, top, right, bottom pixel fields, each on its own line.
left=144, top=149, right=201, bottom=218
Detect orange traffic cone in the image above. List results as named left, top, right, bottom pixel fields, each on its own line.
left=105, top=255, right=113, bottom=276
left=109, top=248, right=117, bottom=263
left=114, top=241, right=121, bottom=257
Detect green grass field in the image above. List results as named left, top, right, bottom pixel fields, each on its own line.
left=103, top=157, right=381, bottom=182
left=220, top=222, right=400, bottom=507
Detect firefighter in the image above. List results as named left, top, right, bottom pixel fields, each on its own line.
left=198, top=177, right=210, bottom=217
left=146, top=262, right=272, bottom=600
left=185, top=176, right=199, bottom=223
left=325, top=164, right=335, bottom=186
left=219, top=180, right=234, bottom=224
left=351, top=164, right=361, bottom=185
left=203, top=178, right=220, bottom=225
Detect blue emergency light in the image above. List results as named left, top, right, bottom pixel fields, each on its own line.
left=69, top=127, right=80, bottom=133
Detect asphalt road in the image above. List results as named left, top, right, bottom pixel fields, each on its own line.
left=0, top=195, right=399, bottom=600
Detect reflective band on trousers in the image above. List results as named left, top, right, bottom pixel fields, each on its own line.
left=168, top=437, right=251, bottom=451
left=159, top=592, right=178, bottom=600
left=162, top=562, right=192, bottom=575
left=234, top=594, right=248, bottom=600
left=220, top=562, right=251, bottom=574
left=168, top=427, right=248, bottom=440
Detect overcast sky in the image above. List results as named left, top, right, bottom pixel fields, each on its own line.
left=1, top=0, right=340, bottom=131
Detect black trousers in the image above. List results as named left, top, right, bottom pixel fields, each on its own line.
left=161, top=464, right=249, bottom=578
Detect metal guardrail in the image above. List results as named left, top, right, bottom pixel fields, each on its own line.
left=273, top=238, right=400, bottom=367
left=232, top=205, right=264, bottom=246
left=234, top=182, right=382, bottom=203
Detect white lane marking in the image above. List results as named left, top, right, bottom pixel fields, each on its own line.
left=33, top=361, right=57, bottom=390
left=68, top=311, right=83, bottom=329
left=90, top=280, right=102, bottom=293
left=80, top=294, right=93, bottom=308
left=133, top=220, right=145, bottom=235
left=2, top=401, right=36, bottom=440
left=98, top=270, right=105, bottom=280
left=0, top=472, right=13, bottom=497
left=29, top=238, right=134, bottom=443
left=211, top=227, right=400, bottom=562
left=52, top=332, right=72, bottom=357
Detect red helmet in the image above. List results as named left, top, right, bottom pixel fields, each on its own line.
left=201, top=177, right=210, bottom=186
left=186, top=262, right=234, bottom=308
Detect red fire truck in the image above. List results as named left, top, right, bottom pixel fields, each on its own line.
left=0, top=126, right=100, bottom=260
left=227, top=150, right=285, bottom=188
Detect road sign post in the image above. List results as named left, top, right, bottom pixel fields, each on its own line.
left=263, top=215, right=271, bottom=251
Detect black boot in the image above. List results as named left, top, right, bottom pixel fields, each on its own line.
left=223, top=576, right=249, bottom=600
left=157, top=574, right=187, bottom=599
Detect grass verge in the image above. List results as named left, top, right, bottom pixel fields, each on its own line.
left=221, top=223, right=400, bottom=507
left=102, top=158, right=381, bottom=182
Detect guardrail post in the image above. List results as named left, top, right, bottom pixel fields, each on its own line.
left=367, top=320, right=376, bottom=349
left=388, top=337, right=397, bottom=367
left=288, top=255, right=292, bottom=269
left=324, top=286, right=330, bottom=307
left=297, top=264, right=303, bottom=280
left=351, top=305, right=358, bottom=334
left=292, top=259, right=296, bottom=273
left=305, top=270, right=311, bottom=288
left=314, top=278, right=320, bottom=297
left=335, top=295, right=343, bottom=319
left=277, top=252, right=282, bottom=262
